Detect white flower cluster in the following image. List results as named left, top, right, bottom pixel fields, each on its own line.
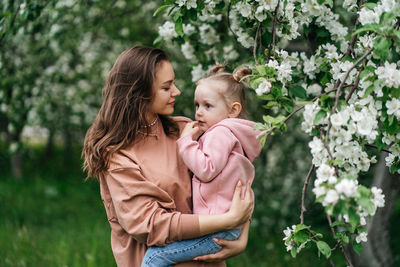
left=358, top=0, right=398, bottom=26
left=176, top=0, right=197, bottom=9
left=376, top=62, right=400, bottom=89
left=158, top=21, right=177, bottom=41
left=283, top=225, right=296, bottom=251
left=256, top=80, right=272, bottom=96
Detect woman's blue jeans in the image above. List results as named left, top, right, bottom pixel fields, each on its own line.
left=141, top=229, right=242, bottom=267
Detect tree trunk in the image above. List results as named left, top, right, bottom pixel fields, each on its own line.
left=350, top=152, right=400, bottom=267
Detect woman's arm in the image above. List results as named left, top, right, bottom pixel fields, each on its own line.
left=193, top=219, right=251, bottom=262
left=105, top=157, right=253, bottom=246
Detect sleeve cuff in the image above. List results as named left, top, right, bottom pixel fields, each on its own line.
left=178, top=214, right=200, bottom=240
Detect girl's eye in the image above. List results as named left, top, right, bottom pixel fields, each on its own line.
left=206, top=104, right=211, bottom=108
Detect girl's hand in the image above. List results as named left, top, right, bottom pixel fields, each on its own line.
left=193, top=220, right=251, bottom=262
left=226, top=180, right=253, bottom=228
left=180, top=121, right=201, bottom=139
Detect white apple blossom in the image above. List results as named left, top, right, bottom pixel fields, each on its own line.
left=181, top=42, right=195, bottom=60
left=386, top=99, right=400, bottom=119
left=158, top=21, right=177, bottom=41
left=323, top=190, right=339, bottom=206
left=236, top=2, right=252, bottom=18
left=335, top=179, right=358, bottom=198
left=355, top=232, right=368, bottom=243
left=371, top=187, right=385, bottom=210
left=256, top=80, right=272, bottom=96
left=191, top=64, right=206, bottom=82
left=376, top=62, right=400, bottom=88
left=307, top=83, right=322, bottom=96
left=358, top=8, right=380, bottom=25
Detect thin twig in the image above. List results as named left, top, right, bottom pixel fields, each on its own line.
left=345, top=66, right=364, bottom=103
left=253, top=23, right=262, bottom=64
left=300, top=164, right=315, bottom=224
left=283, top=88, right=338, bottom=124
left=326, top=213, right=354, bottom=267
left=267, top=0, right=281, bottom=60
left=227, top=3, right=239, bottom=40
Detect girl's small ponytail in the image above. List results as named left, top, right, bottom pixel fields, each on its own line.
left=208, top=63, right=226, bottom=76
left=233, top=66, right=252, bottom=83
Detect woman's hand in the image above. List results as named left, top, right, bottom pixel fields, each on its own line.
left=180, top=121, right=201, bottom=139
left=225, top=180, right=253, bottom=229
left=193, top=220, right=251, bottom=262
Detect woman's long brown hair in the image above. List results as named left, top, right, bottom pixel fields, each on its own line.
left=82, top=46, right=179, bottom=179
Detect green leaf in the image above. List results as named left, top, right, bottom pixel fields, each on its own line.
left=314, top=110, right=327, bottom=124
left=294, top=231, right=309, bottom=243
left=263, top=101, right=278, bottom=109
left=255, top=65, right=267, bottom=76
left=326, top=0, right=333, bottom=7
left=174, top=18, right=184, bottom=37
left=373, top=37, right=392, bottom=61
left=257, top=94, right=275, bottom=100
left=391, top=86, right=400, bottom=98
left=358, top=197, right=375, bottom=214
left=353, top=240, right=363, bottom=255
left=352, top=23, right=382, bottom=36
left=332, top=221, right=346, bottom=227
left=290, top=247, right=297, bottom=258
left=295, top=224, right=311, bottom=232
left=363, top=2, right=377, bottom=10
left=348, top=208, right=361, bottom=227
left=153, top=5, right=171, bottom=16
left=271, top=86, right=282, bottom=99
left=290, top=85, right=307, bottom=99
left=316, top=241, right=331, bottom=258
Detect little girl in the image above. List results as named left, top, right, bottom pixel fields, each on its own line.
left=141, top=65, right=262, bottom=267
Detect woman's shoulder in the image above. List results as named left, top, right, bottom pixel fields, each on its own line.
left=170, top=116, right=192, bottom=132
left=107, top=145, right=140, bottom=171
left=171, top=116, right=192, bottom=123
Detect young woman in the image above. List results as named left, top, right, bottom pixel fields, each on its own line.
left=82, top=46, right=253, bottom=267
left=142, top=65, right=261, bottom=267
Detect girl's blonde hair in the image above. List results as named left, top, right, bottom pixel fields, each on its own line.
left=198, top=64, right=252, bottom=119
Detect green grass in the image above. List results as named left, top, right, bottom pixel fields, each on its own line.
left=0, top=175, right=115, bottom=267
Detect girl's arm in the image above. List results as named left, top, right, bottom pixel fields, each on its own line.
left=177, top=124, right=236, bottom=182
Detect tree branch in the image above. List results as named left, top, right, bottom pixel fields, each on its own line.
left=326, top=213, right=354, bottom=267
left=300, top=164, right=315, bottom=224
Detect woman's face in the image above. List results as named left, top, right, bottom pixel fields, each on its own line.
left=150, top=61, right=181, bottom=117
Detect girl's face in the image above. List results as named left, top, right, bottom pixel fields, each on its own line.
left=194, top=79, right=231, bottom=132
left=150, top=61, right=181, bottom=118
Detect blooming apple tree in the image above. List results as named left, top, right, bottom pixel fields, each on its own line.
left=155, top=0, right=400, bottom=265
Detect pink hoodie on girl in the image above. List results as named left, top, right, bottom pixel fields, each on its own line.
left=177, top=118, right=262, bottom=215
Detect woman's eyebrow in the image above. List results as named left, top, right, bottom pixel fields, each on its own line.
left=161, top=80, right=173, bottom=85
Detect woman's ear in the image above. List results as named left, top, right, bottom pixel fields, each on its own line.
left=228, top=102, right=242, bottom=118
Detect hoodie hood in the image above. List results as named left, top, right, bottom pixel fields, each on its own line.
left=208, top=118, right=262, bottom=162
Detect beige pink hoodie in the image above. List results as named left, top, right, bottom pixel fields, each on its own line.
left=177, top=118, right=262, bottom=215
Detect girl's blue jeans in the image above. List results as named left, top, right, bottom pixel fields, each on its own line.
left=141, top=229, right=242, bottom=267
